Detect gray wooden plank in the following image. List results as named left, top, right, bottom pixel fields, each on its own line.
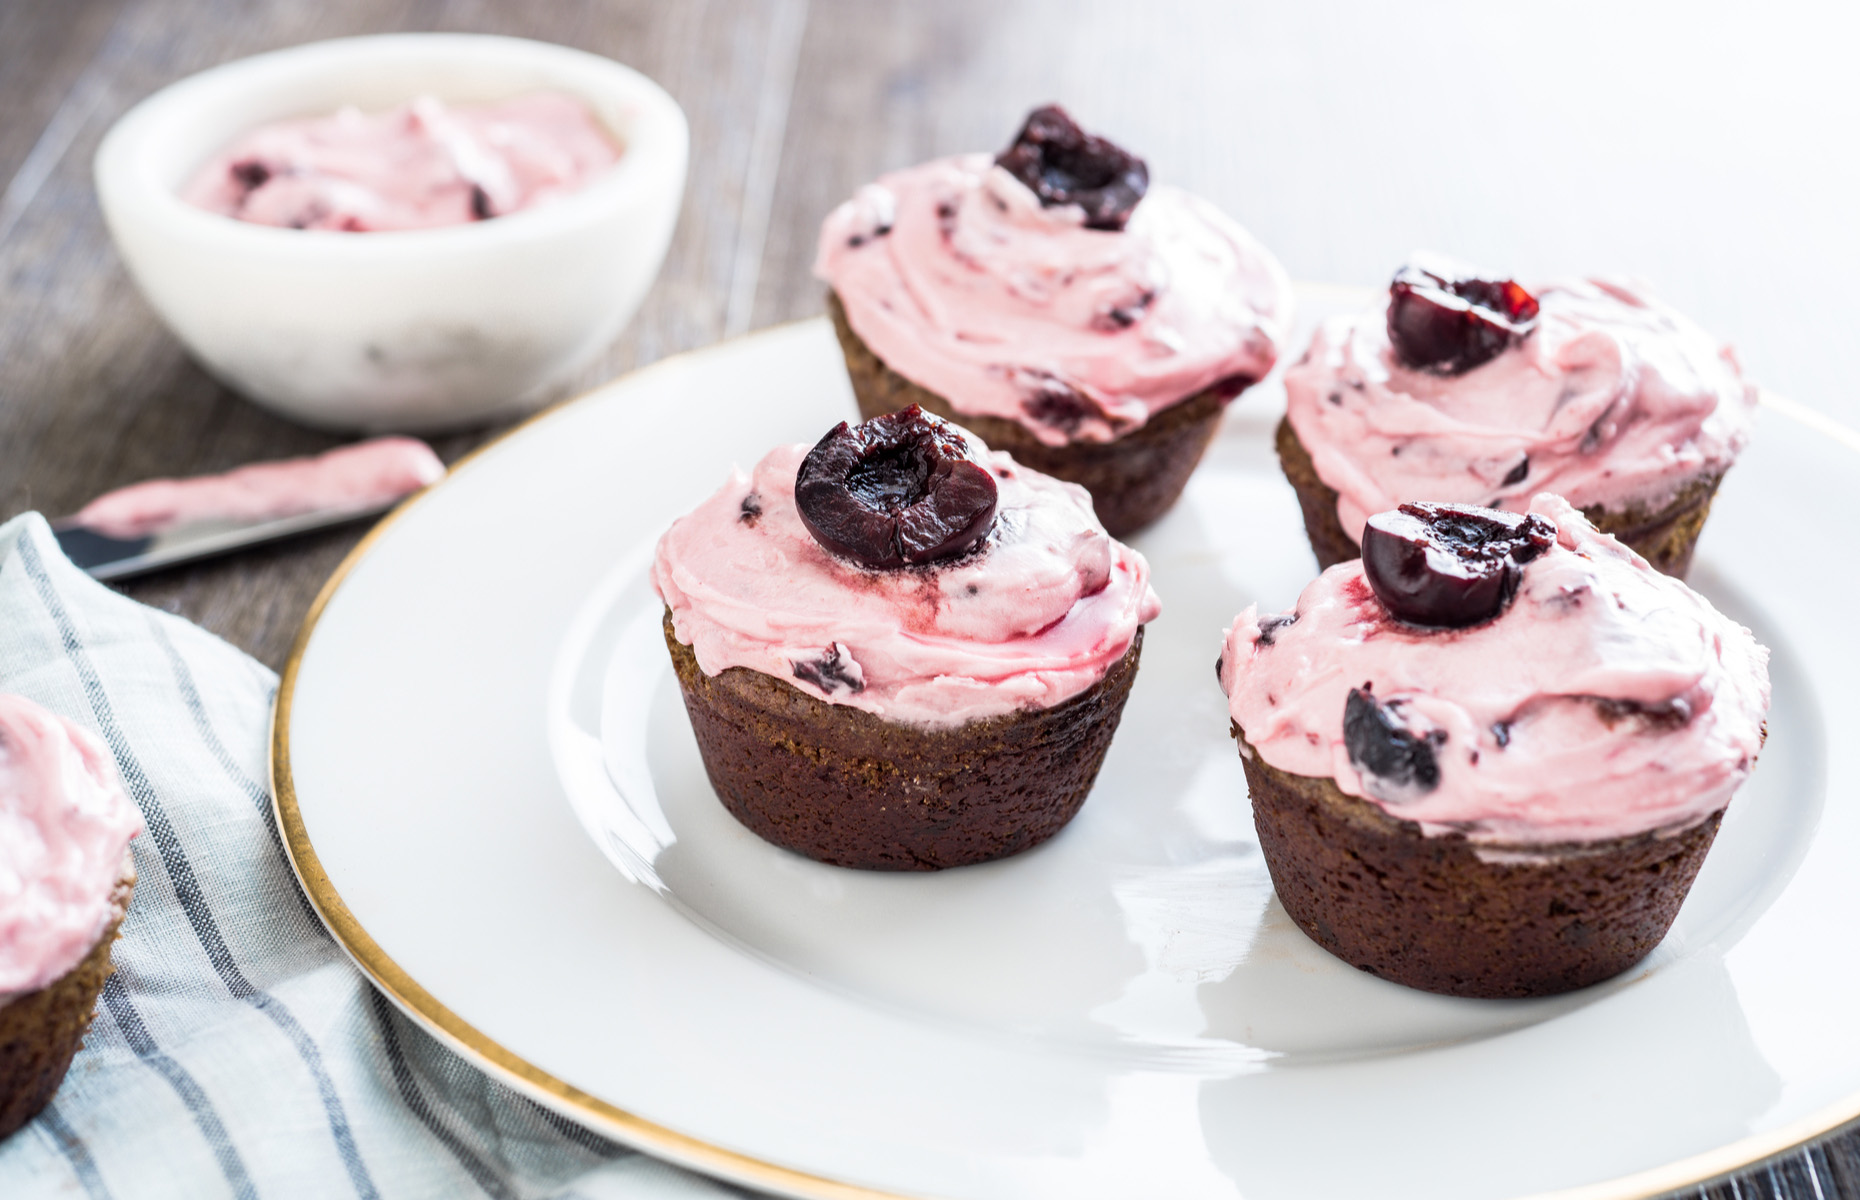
left=0, top=0, right=130, bottom=204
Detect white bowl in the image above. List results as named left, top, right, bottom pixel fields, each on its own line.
left=94, top=34, right=689, bottom=433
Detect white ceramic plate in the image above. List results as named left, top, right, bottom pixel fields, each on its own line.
left=274, top=288, right=1860, bottom=1200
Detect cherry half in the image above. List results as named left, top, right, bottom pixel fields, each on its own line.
left=1386, top=259, right=1540, bottom=375
left=1361, top=502, right=1556, bottom=629
left=996, top=105, right=1149, bottom=232
left=795, top=406, right=999, bottom=569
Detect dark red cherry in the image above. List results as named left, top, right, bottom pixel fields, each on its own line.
left=995, top=105, right=1149, bottom=232
left=1256, top=613, right=1297, bottom=646
left=1018, top=372, right=1108, bottom=435
left=229, top=159, right=271, bottom=190
left=792, top=645, right=864, bottom=695
left=1361, top=502, right=1556, bottom=629
left=1386, top=259, right=1540, bottom=375
left=795, top=406, right=999, bottom=569
left=1343, top=688, right=1441, bottom=801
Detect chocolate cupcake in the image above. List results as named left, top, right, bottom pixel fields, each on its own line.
left=1217, top=497, right=1769, bottom=998
left=815, top=105, right=1293, bottom=538
left=0, top=695, right=141, bottom=1138
left=1280, top=258, right=1756, bottom=577
left=653, top=407, right=1159, bottom=870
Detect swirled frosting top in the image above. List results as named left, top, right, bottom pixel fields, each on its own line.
left=0, top=695, right=142, bottom=1003
left=815, top=154, right=1293, bottom=446
left=182, top=93, right=620, bottom=231
left=1219, top=495, right=1769, bottom=844
left=653, top=437, right=1160, bottom=730
left=1284, top=278, right=1757, bottom=543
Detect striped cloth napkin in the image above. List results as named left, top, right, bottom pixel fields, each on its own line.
left=0, top=514, right=748, bottom=1200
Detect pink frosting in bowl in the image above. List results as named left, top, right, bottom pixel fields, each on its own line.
left=181, top=92, right=620, bottom=232
left=1284, top=275, right=1757, bottom=544
left=652, top=435, right=1161, bottom=730
left=0, top=695, right=142, bottom=1004
left=815, top=154, right=1293, bottom=447
left=1218, top=495, right=1769, bottom=845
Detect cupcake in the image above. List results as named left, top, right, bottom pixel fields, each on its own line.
left=1216, top=496, right=1768, bottom=998
left=1280, top=257, right=1756, bottom=577
left=815, top=105, right=1293, bottom=538
left=653, top=406, right=1159, bottom=870
left=1, top=695, right=142, bottom=1138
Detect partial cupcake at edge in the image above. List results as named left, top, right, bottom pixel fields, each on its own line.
left=815, top=105, right=1294, bottom=538
left=1279, top=256, right=1757, bottom=577
left=1, top=694, right=142, bottom=1137
left=653, top=406, right=1158, bottom=870
left=1216, top=497, right=1769, bottom=998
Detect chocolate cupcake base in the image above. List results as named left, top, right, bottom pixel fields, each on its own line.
left=828, top=291, right=1244, bottom=539
left=1236, top=730, right=1719, bottom=998
left=1275, top=416, right=1726, bottom=578
left=667, top=611, right=1141, bottom=870
left=0, top=866, right=133, bottom=1138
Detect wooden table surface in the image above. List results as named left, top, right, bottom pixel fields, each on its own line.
left=2, top=1, right=1855, bottom=1196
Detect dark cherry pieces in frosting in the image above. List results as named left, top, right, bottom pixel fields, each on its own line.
left=1387, top=259, right=1540, bottom=375
left=1361, top=502, right=1556, bottom=630
left=996, top=105, right=1149, bottom=232
left=795, top=406, right=1000, bottom=569
left=1343, top=687, right=1443, bottom=802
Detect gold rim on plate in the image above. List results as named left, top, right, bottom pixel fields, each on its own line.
left=269, top=312, right=1860, bottom=1200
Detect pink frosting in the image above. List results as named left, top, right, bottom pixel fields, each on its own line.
left=1284, top=277, right=1757, bottom=544
left=181, top=93, right=620, bottom=231
left=653, top=436, right=1161, bottom=730
left=75, top=436, right=444, bottom=540
left=0, top=695, right=141, bottom=1004
left=814, top=154, right=1293, bottom=447
left=1218, top=495, right=1769, bottom=844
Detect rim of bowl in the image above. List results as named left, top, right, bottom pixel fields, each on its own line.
left=93, top=33, right=690, bottom=260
